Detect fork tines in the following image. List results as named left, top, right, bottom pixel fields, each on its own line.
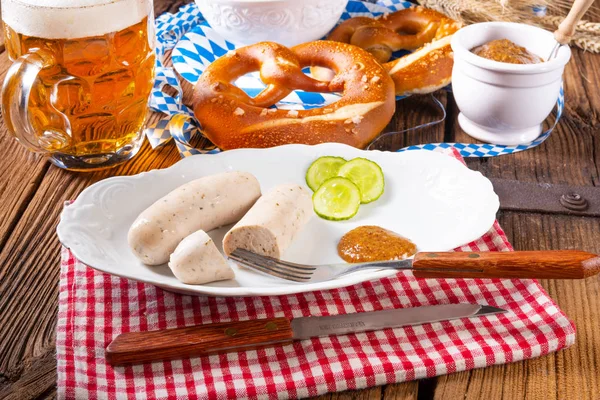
left=229, top=249, right=316, bottom=282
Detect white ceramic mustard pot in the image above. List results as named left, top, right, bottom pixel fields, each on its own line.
left=451, top=22, right=571, bottom=146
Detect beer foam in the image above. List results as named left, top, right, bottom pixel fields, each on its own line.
left=2, top=0, right=151, bottom=39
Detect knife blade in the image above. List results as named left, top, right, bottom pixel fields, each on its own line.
left=106, top=303, right=505, bottom=365
left=290, top=303, right=503, bottom=339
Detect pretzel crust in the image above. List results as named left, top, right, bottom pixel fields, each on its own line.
left=192, top=41, right=396, bottom=150
left=319, top=7, right=461, bottom=96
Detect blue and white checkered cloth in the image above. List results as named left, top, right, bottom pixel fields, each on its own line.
left=146, top=0, right=564, bottom=158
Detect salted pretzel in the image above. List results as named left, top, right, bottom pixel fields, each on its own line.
left=192, top=41, right=396, bottom=150
left=315, top=7, right=461, bottom=96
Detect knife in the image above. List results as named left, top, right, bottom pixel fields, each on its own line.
left=106, top=303, right=505, bottom=365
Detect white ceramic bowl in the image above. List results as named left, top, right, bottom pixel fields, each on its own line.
left=451, top=22, right=571, bottom=145
left=195, top=0, right=349, bottom=47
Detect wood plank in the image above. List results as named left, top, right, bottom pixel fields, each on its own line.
left=562, top=50, right=600, bottom=127
left=383, top=381, right=420, bottom=399
left=560, top=0, right=600, bottom=127
left=330, top=387, right=382, bottom=399
left=0, top=350, right=56, bottom=400
left=466, top=109, right=598, bottom=185
left=308, top=380, right=420, bottom=400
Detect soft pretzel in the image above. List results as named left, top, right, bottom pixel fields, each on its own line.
left=315, top=7, right=461, bottom=96
left=192, top=41, right=396, bottom=150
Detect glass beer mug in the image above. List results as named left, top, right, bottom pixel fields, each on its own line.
left=2, top=0, right=156, bottom=170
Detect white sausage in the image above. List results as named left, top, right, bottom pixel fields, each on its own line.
left=168, top=230, right=234, bottom=285
left=222, top=184, right=312, bottom=258
left=128, top=171, right=261, bottom=265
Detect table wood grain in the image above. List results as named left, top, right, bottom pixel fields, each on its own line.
left=0, top=1, right=599, bottom=399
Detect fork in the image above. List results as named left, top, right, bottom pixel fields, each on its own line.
left=229, top=249, right=600, bottom=283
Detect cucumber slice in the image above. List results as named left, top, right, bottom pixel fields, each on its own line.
left=305, top=156, right=347, bottom=192
left=337, top=158, right=385, bottom=204
left=312, top=177, right=361, bottom=221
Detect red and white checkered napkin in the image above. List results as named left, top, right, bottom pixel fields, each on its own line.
left=56, top=152, right=576, bottom=400
left=57, top=224, right=576, bottom=400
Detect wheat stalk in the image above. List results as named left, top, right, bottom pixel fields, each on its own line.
left=418, top=0, right=549, bottom=24
left=539, top=16, right=600, bottom=52
left=541, top=15, right=600, bottom=34
left=573, top=36, right=600, bottom=52
left=417, top=0, right=600, bottom=53
left=543, top=0, right=600, bottom=21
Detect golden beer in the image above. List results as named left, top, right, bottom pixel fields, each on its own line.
left=2, top=0, right=155, bottom=170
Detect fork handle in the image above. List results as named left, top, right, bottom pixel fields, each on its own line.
left=412, top=250, right=600, bottom=279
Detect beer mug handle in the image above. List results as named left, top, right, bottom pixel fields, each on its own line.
left=2, top=50, right=60, bottom=153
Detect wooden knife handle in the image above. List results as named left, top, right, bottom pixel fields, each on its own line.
left=412, top=250, right=600, bottom=279
left=106, top=317, right=294, bottom=365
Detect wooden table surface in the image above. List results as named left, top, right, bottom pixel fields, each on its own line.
left=1, top=1, right=599, bottom=399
